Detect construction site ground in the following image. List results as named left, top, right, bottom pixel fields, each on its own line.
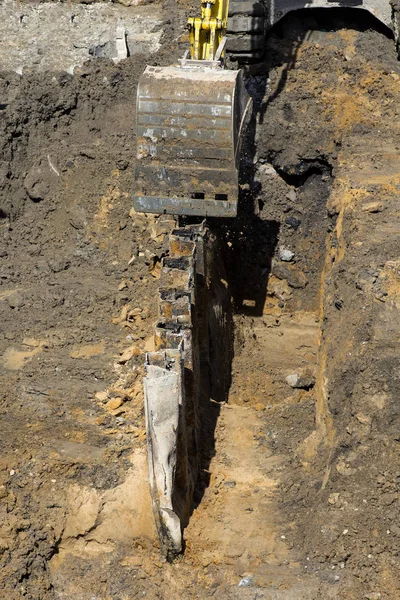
left=0, top=6, right=399, bottom=600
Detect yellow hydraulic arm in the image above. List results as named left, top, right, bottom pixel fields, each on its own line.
left=187, top=0, right=230, bottom=60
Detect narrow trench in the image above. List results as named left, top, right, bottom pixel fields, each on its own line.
left=186, top=64, right=336, bottom=584
left=182, top=9, right=398, bottom=594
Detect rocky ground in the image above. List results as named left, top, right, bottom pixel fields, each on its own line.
left=0, top=5, right=399, bottom=600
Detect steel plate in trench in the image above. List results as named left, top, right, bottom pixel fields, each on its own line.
left=133, top=65, right=251, bottom=217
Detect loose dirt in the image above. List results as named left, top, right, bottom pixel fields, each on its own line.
left=0, top=6, right=399, bottom=600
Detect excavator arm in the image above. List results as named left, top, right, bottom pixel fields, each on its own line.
left=188, top=0, right=229, bottom=61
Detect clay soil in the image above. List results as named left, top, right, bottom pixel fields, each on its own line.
left=1, top=6, right=399, bottom=600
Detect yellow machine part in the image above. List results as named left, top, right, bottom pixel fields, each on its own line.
left=187, top=0, right=229, bottom=60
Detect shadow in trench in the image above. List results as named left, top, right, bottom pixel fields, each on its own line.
left=220, top=215, right=280, bottom=318
left=190, top=227, right=235, bottom=510
left=222, top=56, right=280, bottom=318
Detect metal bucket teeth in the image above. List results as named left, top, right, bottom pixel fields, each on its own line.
left=134, top=65, right=251, bottom=218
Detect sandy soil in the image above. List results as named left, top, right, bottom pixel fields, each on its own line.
left=0, top=6, right=399, bottom=600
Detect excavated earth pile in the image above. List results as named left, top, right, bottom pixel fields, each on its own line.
left=0, top=4, right=399, bottom=600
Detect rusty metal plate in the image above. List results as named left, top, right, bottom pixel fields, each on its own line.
left=133, top=64, right=250, bottom=218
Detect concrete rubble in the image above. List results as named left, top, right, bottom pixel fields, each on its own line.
left=0, top=0, right=162, bottom=72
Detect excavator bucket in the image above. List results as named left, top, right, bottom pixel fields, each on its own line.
left=133, top=64, right=251, bottom=218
